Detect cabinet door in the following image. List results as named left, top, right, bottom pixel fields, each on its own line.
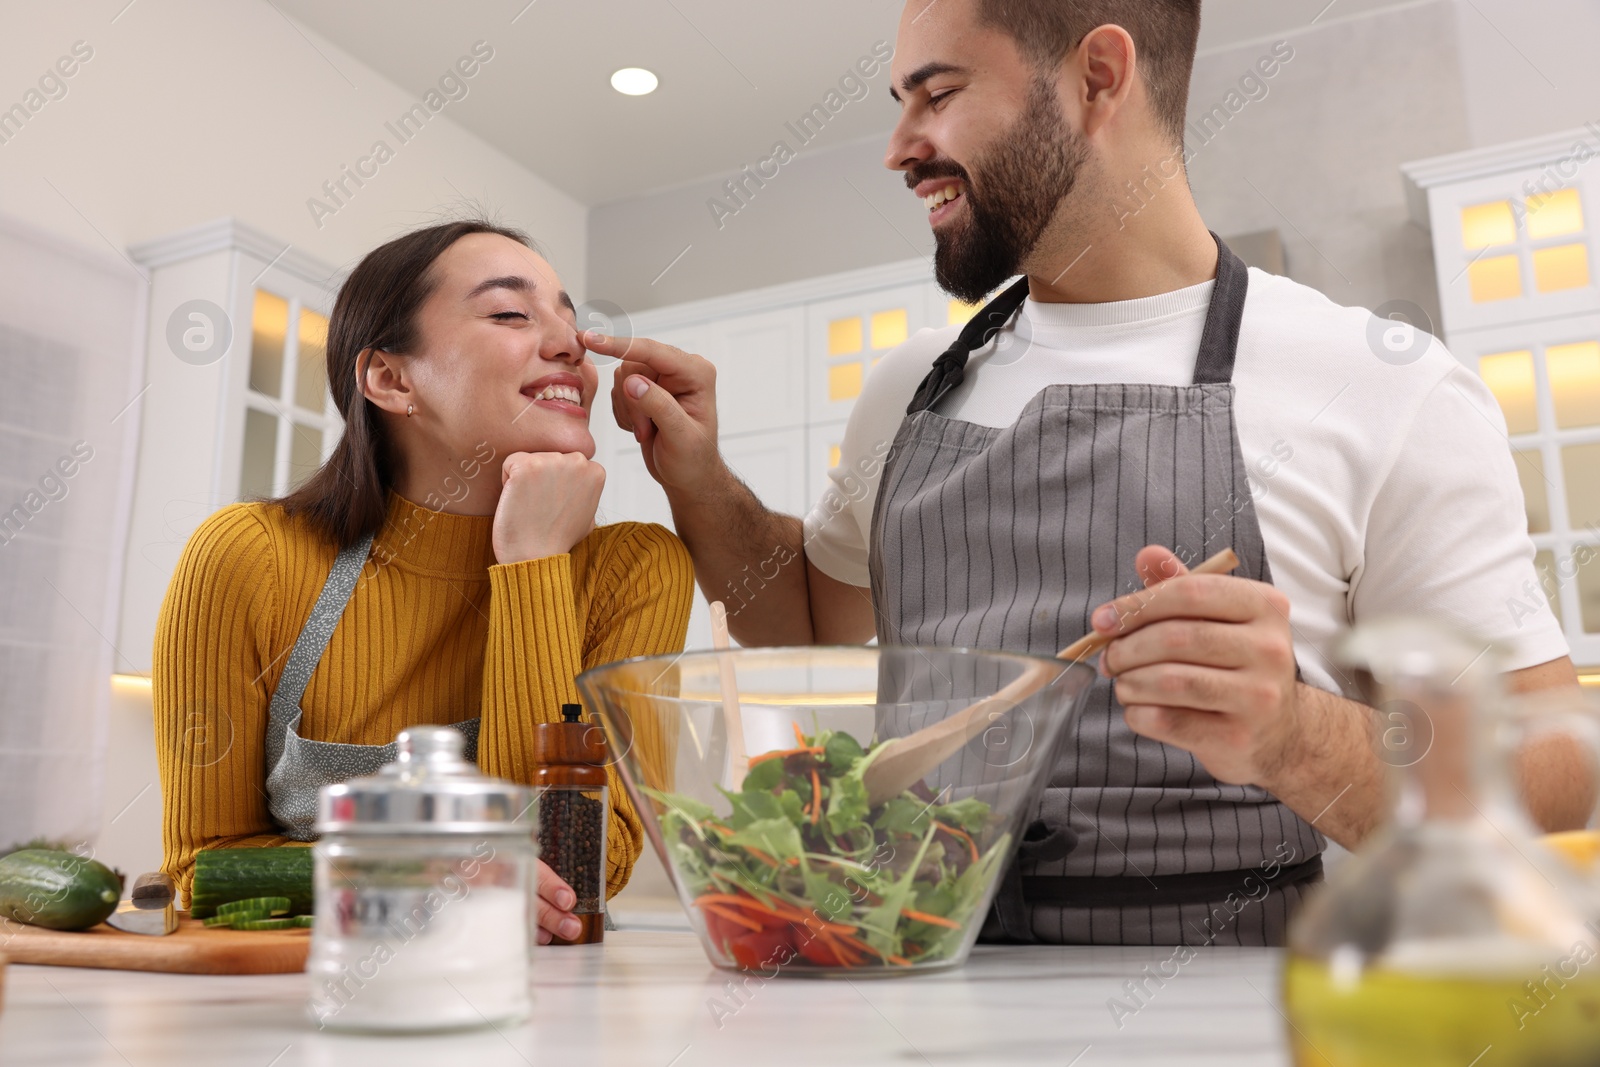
left=706, top=309, right=807, bottom=436
left=804, top=284, right=952, bottom=426
left=1427, top=168, right=1598, bottom=336
left=806, top=419, right=850, bottom=510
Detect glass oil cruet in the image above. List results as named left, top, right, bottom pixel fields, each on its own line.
left=1283, top=617, right=1600, bottom=1067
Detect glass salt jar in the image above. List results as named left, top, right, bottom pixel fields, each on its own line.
left=534, top=703, right=609, bottom=945
left=307, top=725, right=537, bottom=1032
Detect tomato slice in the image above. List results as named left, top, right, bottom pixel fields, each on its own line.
left=726, top=926, right=795, bottom=971
left=795, top=929, right=849, bottom=967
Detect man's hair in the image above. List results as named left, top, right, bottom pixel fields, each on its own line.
left=975, top=0, right=1202, bottom=145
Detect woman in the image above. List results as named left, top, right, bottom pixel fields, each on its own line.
left=153, top=220, right=693, bottom=944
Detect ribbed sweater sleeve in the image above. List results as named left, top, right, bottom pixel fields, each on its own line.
left=153, top=506, right=294, bottom=904
left=480, top=522, right=693, bottom=898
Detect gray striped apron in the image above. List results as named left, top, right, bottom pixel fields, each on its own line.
left=263, top=534, right=480, bottom=840
left=868, top=235, right=1324, bottom=946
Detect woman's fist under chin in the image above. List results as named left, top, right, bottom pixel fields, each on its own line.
left=492, top=451, right=606, bottom=564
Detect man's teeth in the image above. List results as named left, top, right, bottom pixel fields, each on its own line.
left=532, top=384, right=582, bottom=404
left=923, top=184, right=962, bottom=211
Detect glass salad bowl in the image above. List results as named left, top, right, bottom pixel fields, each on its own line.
left=577, top=646, right=1095, bottom=977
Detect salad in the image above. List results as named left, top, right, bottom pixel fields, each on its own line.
left=647, top=724, right=1011, bottom=971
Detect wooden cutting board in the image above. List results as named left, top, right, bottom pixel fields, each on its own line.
left=0, top=916, right=310, bottom=974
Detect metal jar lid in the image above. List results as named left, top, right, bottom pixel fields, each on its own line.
left=316, top=725, right=535, bottom=835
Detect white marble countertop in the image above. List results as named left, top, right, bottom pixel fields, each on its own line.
left=0, top=924, right=1295, bottom=1066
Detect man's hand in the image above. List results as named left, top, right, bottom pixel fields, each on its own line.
left=492, top=451, right=604, bottom=564
left=1095, top=544, right=1301, bottom=788
left=587, top=331, right=722, bottom=495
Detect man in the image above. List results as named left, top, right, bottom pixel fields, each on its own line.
left=585, top=0, right=1588, bottom=946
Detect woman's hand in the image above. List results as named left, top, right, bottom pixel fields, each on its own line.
left=535, top=858, right=584, bottom=945
left=492, top=451, right=605, bottom=564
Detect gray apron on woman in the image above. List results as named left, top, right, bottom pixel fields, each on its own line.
left=263, top=535, right=480, bottom=840
left=868, top=235, right=1324, bottom=946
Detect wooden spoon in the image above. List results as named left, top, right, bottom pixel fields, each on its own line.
left=710, top=601, right=750, bottom=790
left=860, top=548, right=1241, bottom=807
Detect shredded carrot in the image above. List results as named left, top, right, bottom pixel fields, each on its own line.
left=701, top=903, right=764, bottom=932
left=810, top=768, right=822, bottom=825
left=888, top=955, right=913, bottom=966
left=901, top=908, right=961, bottom=930
left=743, top=847, right=781, bottom=868
left=747, top=745, right=824, bottom=767
left=935, top=821, right=981, bottom=865
left=816, top=929, right=861, bottom=967
left=793, top=721, right=807, bottom=746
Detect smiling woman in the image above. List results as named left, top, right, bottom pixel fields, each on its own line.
left=150, top=220, right=694, bottom=946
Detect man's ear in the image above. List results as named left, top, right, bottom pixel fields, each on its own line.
left=358, top=348, right=412, bottom=415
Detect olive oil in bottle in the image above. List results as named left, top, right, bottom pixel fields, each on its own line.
left=1283, top=619, right=1600, bottom=1067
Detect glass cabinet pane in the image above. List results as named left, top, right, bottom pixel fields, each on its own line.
left=1468, top=254, right=1522, bottom=302
left=828, top=317, right=863, bottom=355
left=1533, top=243, right=1591, bottom=294
left=240, top=408, right=278, bottom=500
left=249, top=290, right=289, bottom=398
left=1515, top=450, right=1551, bottom=533
left=1579, top=548, right=1600, bottom=634
left=1548, top=341, right=1600, bottom=429
left=1461, top=200, right=1517, bottom=249
left=296, top=309, right=329, bottom=412
left=870, top=309, right=908, bottom=350
left=1526, top=188, right=1584, bottom=240
left=828, top=362, right=863, bottom=402
left=1479, top=350, right=1539, bottom=434
left=288, top=422, right=323, bottom=490
left=1563, top=442, right=1600, bottom=530
left=949, top=299, right=981, bottom=326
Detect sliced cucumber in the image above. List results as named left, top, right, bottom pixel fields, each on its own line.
left=190, top=848, right=312, bottom=920
left=292, top=915, right=315, bottom=928
left=202, top=914, right=238, bottom=927
left=235, top=918, right=297, bottom=931
left=217, top=896, right=291, bottom=917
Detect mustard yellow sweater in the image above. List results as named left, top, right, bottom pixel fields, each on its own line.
left=153, top=492, right=692, bottom=903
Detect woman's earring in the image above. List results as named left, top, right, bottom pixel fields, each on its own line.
left=406, top=404, right=415, bottom=417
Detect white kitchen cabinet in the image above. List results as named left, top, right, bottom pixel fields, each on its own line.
left=704, top=308, right=807, bottom=437
left=1404, top=128, right=1600, bottom=667
left=118, top=219, right=339, bottom=675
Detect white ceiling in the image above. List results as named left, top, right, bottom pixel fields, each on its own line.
left=277, top=0, right=1430, bottom=207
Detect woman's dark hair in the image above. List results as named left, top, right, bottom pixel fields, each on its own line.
left=276, top=219, right=534, bottom=548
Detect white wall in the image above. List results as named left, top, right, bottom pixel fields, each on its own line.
left=586, top=0, right=1600, bottom=321
left=0, top=0, right=587, bottom=296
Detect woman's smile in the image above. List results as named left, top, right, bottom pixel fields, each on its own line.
left=521, top=371, right=589, bottom=420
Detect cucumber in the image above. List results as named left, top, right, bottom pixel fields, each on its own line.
left=0, top=849, right=124, bottom=931
left=292, top=915, right=315, bottom=928
left=202, top=914, right=239, bottom=927
left=217, top=896, right=290, bottom=917
left=190, top=847, right=312, bottom=919
left=235, top=918, right=297, bottom=931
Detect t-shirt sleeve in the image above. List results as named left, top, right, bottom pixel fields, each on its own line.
left=1350, top=361, right=1570, bottom=671
left=801, top=328, right=946, bottom=588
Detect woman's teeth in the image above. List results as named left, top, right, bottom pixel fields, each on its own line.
left=531, top=384, right=582, bottom=404
left=924, top=185, right=962, bottom=211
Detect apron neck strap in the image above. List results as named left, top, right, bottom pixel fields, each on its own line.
left=906, top=276, right=1031, bottom=415
left=269, top=534, right=374, bottom=714
left=904, top=232, right=1250, bottom=415
left=1193, top=232, right=1249, bottom=386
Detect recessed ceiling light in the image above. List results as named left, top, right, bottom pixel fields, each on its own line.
left=610, top=67, right=658, bottom=96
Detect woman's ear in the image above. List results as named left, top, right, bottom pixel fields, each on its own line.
left=358, top=348, right=412, bottom=415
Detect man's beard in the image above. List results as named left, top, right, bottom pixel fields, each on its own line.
left=921, top=78, right=1091, bottom=305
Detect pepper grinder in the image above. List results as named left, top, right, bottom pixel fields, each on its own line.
left=533, top=703, right=609, bottom=945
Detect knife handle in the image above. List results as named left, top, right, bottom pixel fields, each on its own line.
left=130, top=871, right=175, bottom=908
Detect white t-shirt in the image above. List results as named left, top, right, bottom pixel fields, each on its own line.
left=802, top=267, right=1569, bottom=692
